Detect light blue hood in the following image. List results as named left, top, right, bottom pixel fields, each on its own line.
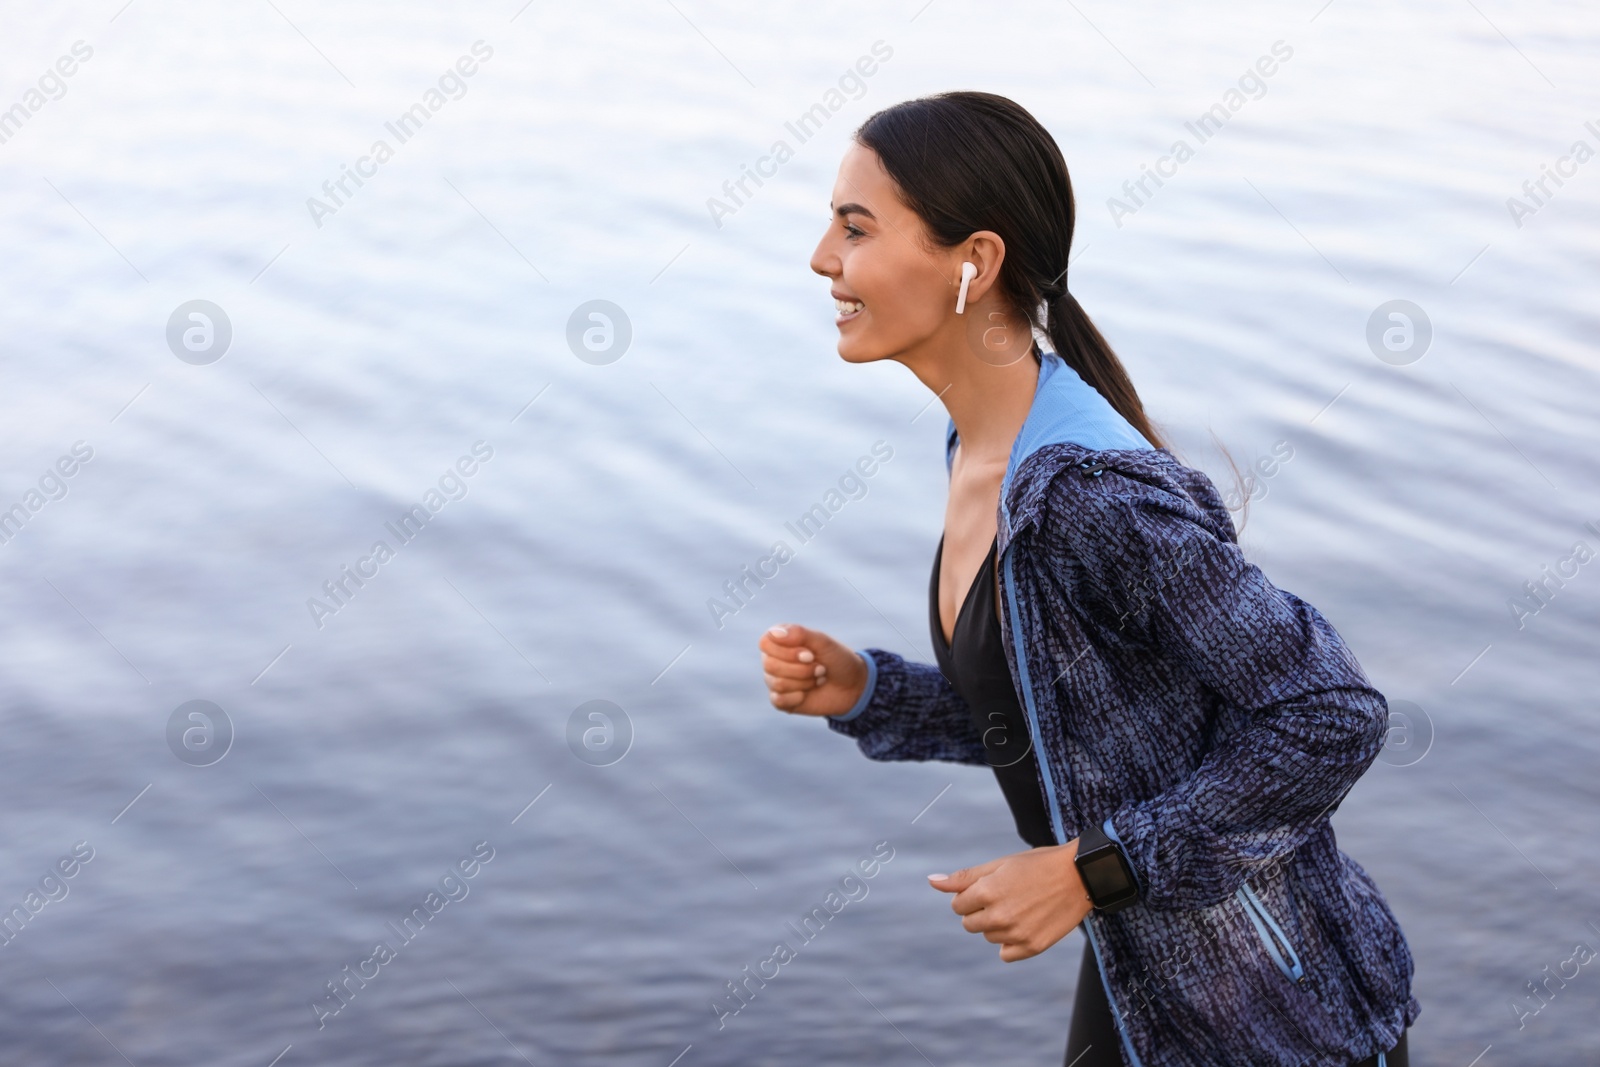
left=944, top=349, right=1154, bottom=538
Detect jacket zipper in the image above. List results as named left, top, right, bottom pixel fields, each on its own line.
left=1237, top=882, right=1307, bottom=984
left=999, top=538, right=1147, bottom=1067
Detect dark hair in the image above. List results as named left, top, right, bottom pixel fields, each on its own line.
left=855, top=91, right=1167, bottom=451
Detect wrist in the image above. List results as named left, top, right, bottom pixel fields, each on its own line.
left=827, top=650, right=876, bottom=721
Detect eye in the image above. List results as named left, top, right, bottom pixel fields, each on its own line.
left=843, top=221, right=866, bottom=240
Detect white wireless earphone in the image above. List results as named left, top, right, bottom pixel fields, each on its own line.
left=955, top=261, right=977, bottom=314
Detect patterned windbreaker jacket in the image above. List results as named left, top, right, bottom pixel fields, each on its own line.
left=827, top=349, right=1420, bottom=1066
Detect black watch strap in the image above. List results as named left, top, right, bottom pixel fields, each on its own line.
left=1077, top=820, right=1112, bottom=855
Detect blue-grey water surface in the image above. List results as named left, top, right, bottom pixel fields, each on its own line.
left=1, top=1, right=1597, bottom=1064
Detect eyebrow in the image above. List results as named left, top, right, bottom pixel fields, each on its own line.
left=831, top=201, right=876, bottom=220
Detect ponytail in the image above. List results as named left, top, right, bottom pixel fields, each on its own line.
left=1044, top=290, right=1166, bottom=450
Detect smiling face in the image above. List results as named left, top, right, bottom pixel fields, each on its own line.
left=809, top=142, right=963, bottom=364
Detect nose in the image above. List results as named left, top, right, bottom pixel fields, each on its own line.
left=810, top=228, right=838, bottom=279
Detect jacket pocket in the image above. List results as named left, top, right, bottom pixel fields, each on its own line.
left=1237, top=882, right=1306, bottom=985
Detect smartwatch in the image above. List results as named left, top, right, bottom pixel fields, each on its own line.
left=1074, top=818, right=1140, bottom=914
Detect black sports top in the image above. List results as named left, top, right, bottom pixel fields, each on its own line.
left=929, top=533, right=1056, bottom=849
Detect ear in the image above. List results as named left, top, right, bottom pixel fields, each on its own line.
left=957, top=231, right=1008, bottom=307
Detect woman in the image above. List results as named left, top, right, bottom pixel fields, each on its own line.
left=756, top=92, right=1418, bottom=1067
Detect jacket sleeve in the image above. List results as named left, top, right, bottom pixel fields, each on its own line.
left=824, top=647, right=989, bottom=766
left=1045, top=474, right=1389, bottom=911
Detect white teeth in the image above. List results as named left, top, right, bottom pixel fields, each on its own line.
left=835, top=298, right=865, bottom=314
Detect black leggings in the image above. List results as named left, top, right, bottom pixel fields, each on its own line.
left=1064, top=940, right=1410, bottom=1066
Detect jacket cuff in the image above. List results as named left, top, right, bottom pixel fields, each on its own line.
left=827, top=649, right=878, bottom=722
left=1103, top=814, right=1145, bottom=902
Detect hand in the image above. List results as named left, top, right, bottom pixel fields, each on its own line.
left=757, top=623, right=870, bottom=717
left=927, top=842, right=1092, bottom=962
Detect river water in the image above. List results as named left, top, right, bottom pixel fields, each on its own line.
left=0, top=1, right=1596, bottom=1064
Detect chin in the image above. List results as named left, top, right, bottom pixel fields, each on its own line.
left=835, top=329, right=897, bottom=365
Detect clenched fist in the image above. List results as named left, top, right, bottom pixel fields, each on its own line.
left=757, top=623, right=871, bottom=717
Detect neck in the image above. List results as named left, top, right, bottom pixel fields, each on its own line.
left=897, top=303, right=1040, bottom=466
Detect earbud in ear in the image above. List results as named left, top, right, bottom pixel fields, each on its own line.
left=955, top=261, right=977, bottom=315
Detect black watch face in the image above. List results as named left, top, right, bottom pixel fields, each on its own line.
left=1079, top=849, right=1135, bottom=905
